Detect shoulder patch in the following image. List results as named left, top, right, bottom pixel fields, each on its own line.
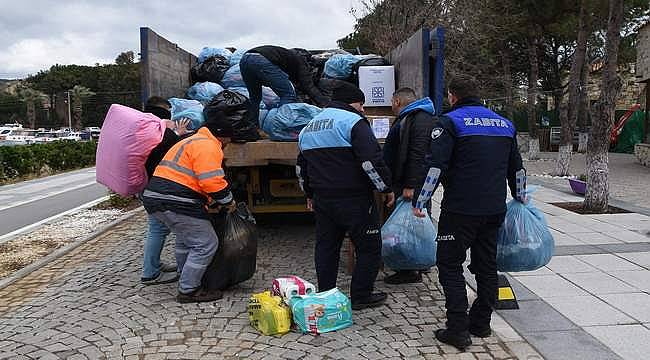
left=431, top=127, right=444, bottom=139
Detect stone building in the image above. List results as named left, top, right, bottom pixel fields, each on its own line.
left=634, top=21, right=649, bottom=165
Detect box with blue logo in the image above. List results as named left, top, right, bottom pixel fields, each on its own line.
left=358, top=66, right=395, bottom=107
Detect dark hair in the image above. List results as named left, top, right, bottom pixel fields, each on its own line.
left=448, top=75, right=479, bottom=100
left=393, top=87, right=417, bottom=102
left=145, top=96, right=171, bottom=109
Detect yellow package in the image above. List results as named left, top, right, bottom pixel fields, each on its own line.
left=248, top=291, right=291, bottom=336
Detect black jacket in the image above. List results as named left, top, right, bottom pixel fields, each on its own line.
left=248, top=46, right=328, bottom=106
left=297, top=101, right=392, bottom=199
left=412, top=98, right=524, bottom=215
left=145, top=128, right=180, bottom=179
left=383, top=106, right=435, bottom=195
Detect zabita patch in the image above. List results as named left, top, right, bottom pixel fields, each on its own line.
left=431, top=127, right=444, bottom=139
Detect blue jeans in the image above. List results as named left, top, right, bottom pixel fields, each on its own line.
left=239, top=53, right=297, bottom=125
left=142, top=214, right=171, bottom=279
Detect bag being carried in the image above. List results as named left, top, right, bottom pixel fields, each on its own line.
left=203, top=203, right=258, bottom=290
left=497, top=191, right=555, bottom=272
left=381, top=197, right=437, bottom=270
left=248, top=291, right=291, bottom=336
left=96, top=104, right=165, bottom=196
left=204, top=90, right=259, bottom=142
left=290, top=288, right=352, bottom=334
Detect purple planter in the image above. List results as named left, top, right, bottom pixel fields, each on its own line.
left=569, top=178, right=586, bottom=195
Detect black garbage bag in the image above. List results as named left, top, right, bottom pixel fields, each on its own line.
left=318, top=78, right=351, bottom=102
left=203, top=90, right=259, bottom=142
left=191, top=55, right=230, bottom=83
left=203, top=203, right=258, bottom=291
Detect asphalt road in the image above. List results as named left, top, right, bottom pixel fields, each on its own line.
left=0, top=168, right=109, bottom=238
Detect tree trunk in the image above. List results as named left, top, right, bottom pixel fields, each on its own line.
left=27, top=102, right=36, bottom=129
left=73, top=101, right=83, bottom=130
left=584, top=0, right=624, bottom=213
left=577, top=57, right=590, bottom=153
left=527, top=27, right=540, bottom=160
left=501, top=48, right=514, bottom=120
left=555, top=0, right=588, bottom=175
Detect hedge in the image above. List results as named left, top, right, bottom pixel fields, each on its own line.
left=0, top=141, right=97, bottom=183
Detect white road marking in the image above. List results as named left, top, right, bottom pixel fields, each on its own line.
left=0, top=181, right=103, bottom=211
left=0, top=195, right=111, bottom=244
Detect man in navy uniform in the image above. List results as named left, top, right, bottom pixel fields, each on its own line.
left=412, top=75, right=526, bottom=350
left=297, top=82, right=395, bottom=310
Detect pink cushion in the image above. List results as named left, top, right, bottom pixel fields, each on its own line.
left=96, top=104, right=165, bottom=196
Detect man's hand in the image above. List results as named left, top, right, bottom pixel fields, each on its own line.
left=175, top=118, right=192, bottom=136
left=412, top=207, right=426, bottom=218
left=384, top=192, right=395, bottom=208
left=402, top=188, right=414, bottom=200
left=306, top=198, right=313, bottom=211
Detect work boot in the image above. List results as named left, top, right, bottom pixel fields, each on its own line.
left=177, top=288, right=223, bottom=303
left=384, top=270, right=422, bottom=285
left=435, top=329, right=472, bottom=351
left=160, top=262, right=178, bottom=273
left=352, top=292, right=387, bottom=310
left=469, top=326, right=492, bottom=338
left=141, top=271, right=179, bottom=285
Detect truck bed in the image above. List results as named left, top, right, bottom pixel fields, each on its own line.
left=223, top=140, right=298, bottom=167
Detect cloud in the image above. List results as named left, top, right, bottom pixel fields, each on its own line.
left=0, top=0, right=360, bottom=79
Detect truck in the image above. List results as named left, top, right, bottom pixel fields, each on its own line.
left=139, top=27, right=445, bottom=214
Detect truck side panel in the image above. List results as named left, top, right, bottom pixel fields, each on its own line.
left=140, top=27, right=197, bottom=105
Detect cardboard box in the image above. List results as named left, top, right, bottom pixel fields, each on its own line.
left=358, top=66, right=395, bottom=107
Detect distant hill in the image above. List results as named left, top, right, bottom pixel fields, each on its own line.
left=0, top=79, right=21, bottom=93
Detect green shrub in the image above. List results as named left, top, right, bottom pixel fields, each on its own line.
left=0, top=141, right=97, bottom=183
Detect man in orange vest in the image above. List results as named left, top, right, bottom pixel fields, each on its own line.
left=142, top=115, right=235, bottom=303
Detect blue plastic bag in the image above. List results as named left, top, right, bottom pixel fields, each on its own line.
left=198, top=47, right=232, bottom=64
left=323, top=54, right=364, bottom=79
left=290, top=288, right=352, bottom=334
left=497, top=192, right=555, bottom=272
left=261, top=103, right=321, bottom=141
left=221, top=64, right=245, bottom=88
left=381, top=197, right=437, bottom=270
left=168, top=98, right=205, bottom=130
left=186, top=82, right=223, bottom=103
left=230, top=49, right=247, bottom=67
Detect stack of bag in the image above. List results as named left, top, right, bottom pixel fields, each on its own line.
left=248, top=276, right=353, bottom=336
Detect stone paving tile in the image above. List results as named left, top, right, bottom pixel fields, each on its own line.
left=584, top=325, right=650, bottom=360
left=0, top=212, right=533, bottom=359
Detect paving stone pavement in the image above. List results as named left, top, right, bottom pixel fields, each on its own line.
left=0, top=211, right=539, bottom=360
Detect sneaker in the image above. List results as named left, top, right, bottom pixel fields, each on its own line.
left=384, top=270, right=422, bottom=285
left=141, top=271, right=179, bottom=285
left=469, top=326, right=492, bottom=338
left=352, top=292, right=387, bottom=310
left=160, top=262, right=177, bottom=273
left=435, top=329, right=472, bottom=351
left=177, top=288, right=223, bottom=303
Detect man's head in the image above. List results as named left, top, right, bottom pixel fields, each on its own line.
left=145, top=96, right=171, bottom=119
left=447, top=75, right=479, bottom=107
left=391, top=87, right=417, bottom=115
left=331, top=82, right=365, bottom=113
left=204, top=112, right=234, bottom=142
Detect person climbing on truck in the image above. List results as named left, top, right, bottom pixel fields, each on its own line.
left=240, top=45, right=329, bottom=127
left=297, top=81, right=395, bottom=311
left=142, top=114, right=237, bottom=303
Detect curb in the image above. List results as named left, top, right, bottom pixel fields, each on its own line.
left=0, top=207, right=144, bottom=291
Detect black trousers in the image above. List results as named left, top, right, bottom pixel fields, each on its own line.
left=313, top=194, right=381, bottom=301
left=436, top=210, right=505, bottom=333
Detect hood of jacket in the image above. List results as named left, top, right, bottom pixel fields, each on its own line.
left=399, top=97, right=435, bottom=118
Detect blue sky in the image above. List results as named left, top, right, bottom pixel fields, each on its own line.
left=0, top=0, right=360, bottom=79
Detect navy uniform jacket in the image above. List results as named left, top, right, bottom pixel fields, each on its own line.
left=412, top=98, right=524, bottom=216
left=297, top=101, right=392, bottom=199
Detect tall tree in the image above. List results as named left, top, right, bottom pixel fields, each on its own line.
left=69, top=85, right=95, bottom=130
left=555, top=0, right=590, bottom=175
left=526, top=24, right=541, bottom=159
left=115, top=51, right=135, bottom=65
left=17, top=86, right=47, bottom=129
left=584, top=0, right=625, bottom=212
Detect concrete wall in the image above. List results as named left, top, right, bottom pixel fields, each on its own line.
left=635, top=143, right=650, bottom=167
left=140, top=28, right=197, bottom=106
left=637, top=23, right=650, bottom=83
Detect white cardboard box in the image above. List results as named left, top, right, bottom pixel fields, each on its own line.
left=358, top=66, right=395, bottom=107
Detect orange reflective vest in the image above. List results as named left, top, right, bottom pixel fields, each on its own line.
left=153, top=127, right=230, bottom=202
